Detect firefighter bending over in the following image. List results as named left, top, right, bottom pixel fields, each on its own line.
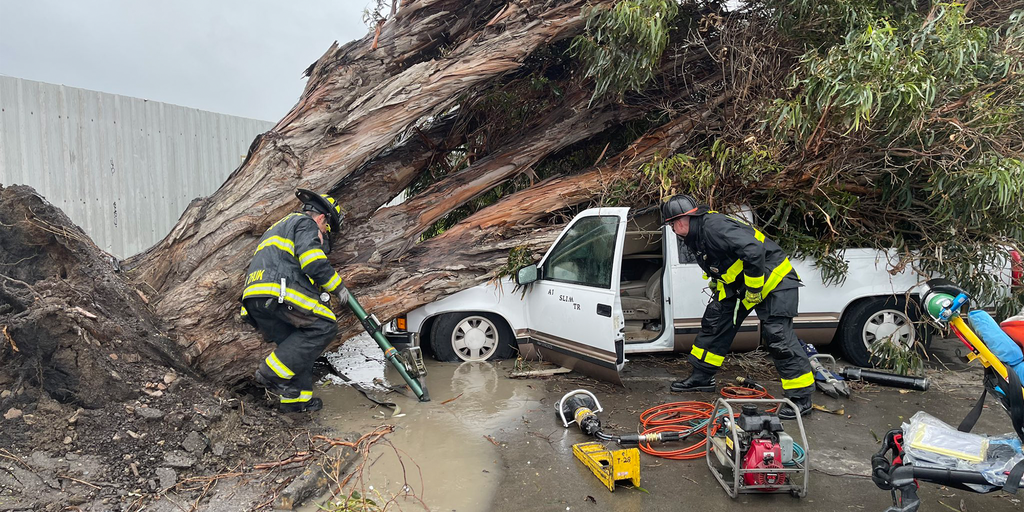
left=662, top=194, right=814, bottom=419
left=240, top=189, right=349, bottom=413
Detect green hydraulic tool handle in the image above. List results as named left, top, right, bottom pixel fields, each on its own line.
left=345, top=293, right=430, bottom=402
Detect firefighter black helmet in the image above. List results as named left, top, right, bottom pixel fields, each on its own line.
left=661, top=194, right=708, bottom=224
left=296, top=188, right=342, bottom=233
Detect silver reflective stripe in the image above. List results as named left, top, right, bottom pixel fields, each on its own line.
left=278, top=278, right=286, bottom=303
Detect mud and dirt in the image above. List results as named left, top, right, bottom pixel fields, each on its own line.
left=309, top=344, right=1023, bottom=512
left=3, top=183, right=1022, bottom=512
left=0, top=185, right=344, bottom=511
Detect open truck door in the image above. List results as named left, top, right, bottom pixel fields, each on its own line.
left=516, top=208, right=628, bottom=385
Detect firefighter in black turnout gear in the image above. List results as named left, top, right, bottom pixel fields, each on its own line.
left=240, top=189, right=349, bottom=413
left=662, top=194, right=814, bottom=419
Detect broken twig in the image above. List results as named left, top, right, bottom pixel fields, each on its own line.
left=440, top=393, right=463, bottom=405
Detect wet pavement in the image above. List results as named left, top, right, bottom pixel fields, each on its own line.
left=309, top=336, right=1022, bottom=511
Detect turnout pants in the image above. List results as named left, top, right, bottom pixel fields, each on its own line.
left=244, top=297, right=338, bottom=405
left=688, top=287, right=814, bottom=399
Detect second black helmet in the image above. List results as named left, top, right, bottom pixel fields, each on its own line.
left=661, top=194, right=709, bottom=224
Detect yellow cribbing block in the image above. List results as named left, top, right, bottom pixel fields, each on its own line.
left=572, top=442, right=640, bottom=492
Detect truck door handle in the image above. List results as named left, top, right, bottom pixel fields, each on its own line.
left=597, top=304, right=611, bottom=317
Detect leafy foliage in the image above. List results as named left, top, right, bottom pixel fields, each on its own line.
left=761, top=3, right=1024, bottom=314
left=871, top=338, right=926, bottom=376
left=321, top=490, right=382, bottom=512
left=768, top=0, right=922, bottom=45
left=641, top=138, right=782, bottom=197
left=492, top=246, right=538, bottom=298
left=635, top=2, right=1023, bottom=315
left=570, top=0, right=680, bottom=102
left=401, top=0, right=1023, bottom=317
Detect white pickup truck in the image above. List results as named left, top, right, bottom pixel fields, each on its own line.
left=383, top=207, right=1012, bottom=382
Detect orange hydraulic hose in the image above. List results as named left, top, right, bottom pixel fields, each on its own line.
left=637, top=387, right=776, bottom=460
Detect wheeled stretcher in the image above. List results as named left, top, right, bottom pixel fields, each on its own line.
left=871, top=279, right=1023, bottom=512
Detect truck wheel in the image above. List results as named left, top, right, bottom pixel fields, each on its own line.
left=838, top=296, right=929, bottom=367
left=430, top=312, right=515, bottom=362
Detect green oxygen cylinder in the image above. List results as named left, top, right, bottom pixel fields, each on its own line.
left=346, top=293, right=430, bottom=402
left=925, top=292, right=956, bottom=322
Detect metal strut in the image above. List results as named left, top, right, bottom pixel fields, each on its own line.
left=345, top=294, right=430, bottom=402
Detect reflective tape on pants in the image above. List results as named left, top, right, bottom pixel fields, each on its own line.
left=691, top=346, right=725, bottom=367
left=781, top=372, right=814, bottom=390
left=265, top=352, right=295, bottom=379
left=280, top=390, right=313, bottom=403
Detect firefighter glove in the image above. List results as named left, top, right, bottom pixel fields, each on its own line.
left=742, top=289, right=763, bottom=309
left=702, top=273, right=720, bottom=294
left=336, top=285, right=350, bottom=306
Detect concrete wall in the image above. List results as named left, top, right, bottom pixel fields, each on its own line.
left=0, top=76, right=274, bottom=257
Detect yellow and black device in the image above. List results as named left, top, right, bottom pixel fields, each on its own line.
left=557, top=389, right=604, bottom=435
left=572, top=442, right=641, bottom=492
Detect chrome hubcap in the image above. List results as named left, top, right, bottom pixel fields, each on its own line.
left=451, top=316, right=498, bottom=361
left=862, top=309, right=915, bottom=351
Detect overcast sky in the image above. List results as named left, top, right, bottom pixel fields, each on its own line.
left=0, top=0, right=373, bottom=121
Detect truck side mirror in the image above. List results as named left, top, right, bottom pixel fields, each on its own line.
left=516, top=264, right=539, bottom=285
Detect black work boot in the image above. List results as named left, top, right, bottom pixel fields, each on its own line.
left=670, top=368, right=717, bottom=393
left=778, top=395, right=813, bottom=420
left=253, top=367, right=292, bottom=397
left=279, top=398, right=323, bottom=414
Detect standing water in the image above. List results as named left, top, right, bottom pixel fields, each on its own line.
left=305, top=335, right=544, bottom=511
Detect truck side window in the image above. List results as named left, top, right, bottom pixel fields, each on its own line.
left=543, top=216, right=619, bottom=289
left=677, top=237, right=698, bottom=264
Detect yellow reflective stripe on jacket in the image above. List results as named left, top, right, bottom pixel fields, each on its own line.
left=240, top=306, right=249, bottom=317
left=254, top=236, right=295, bottom=257
left=754, top=230, right=765, bottom=242
left=720, top=259, right=744, bottom=284
left=266, top=352, right=295, bottom=379
left=744, top=273, right=764, bottom=289
left=242, top=283, right=337, bottom=321
left=298, top=248, right=327, bottom=269
left=323, top=273, right=342, bottom=292
left=280, top=390, right=313, bottom=403
left=267, top=213, right=303, bottom=231
left=781, top=371, right=814, bottom=390
left=763, top=258, right=794, bottom=295
left=690, top=346, right=725, bottom=367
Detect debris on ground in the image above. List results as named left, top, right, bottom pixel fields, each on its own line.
left=0, top=185, right=362, bottom=511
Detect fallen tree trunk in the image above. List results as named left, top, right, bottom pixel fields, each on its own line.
left=330, top=96, right=727, bottom=343
left=124, top=0, right=613, bottom=382
left=341, top=84, right=637, bottom=264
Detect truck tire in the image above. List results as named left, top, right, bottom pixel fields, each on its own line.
left=838, top=296, right=930, bottom=367
left=430, top=312, right=515, bottom=362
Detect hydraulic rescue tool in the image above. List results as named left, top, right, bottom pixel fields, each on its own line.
left=344, top=293, right=429, bottom=402
left=556, top=390, right=645, bottom=491
left=707, top=398, right=810, bottom=498
left=839, top=367, right=929, bottom=391
left=557, top=389, right=689, bottom=445
left=801, top=342, right=850, bottom=398
left=557, top=389, right=810, bottom=497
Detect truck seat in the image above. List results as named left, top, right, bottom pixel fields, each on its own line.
left=621, top=268, right=663, bottom=321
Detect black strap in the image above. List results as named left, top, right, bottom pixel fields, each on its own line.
left=1006, top=367, right=1024, bottom=439
left=998, top=365, right=1024, bottom=494
left=958, top=383, right=988, bottom=433
left=1004, top=459, right=1024, bottom=494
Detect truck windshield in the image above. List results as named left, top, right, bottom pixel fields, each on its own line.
left=543, top=216, right=619, bottom=288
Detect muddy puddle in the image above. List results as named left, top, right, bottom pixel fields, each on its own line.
left=303, top=335, right=545, bottom=511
